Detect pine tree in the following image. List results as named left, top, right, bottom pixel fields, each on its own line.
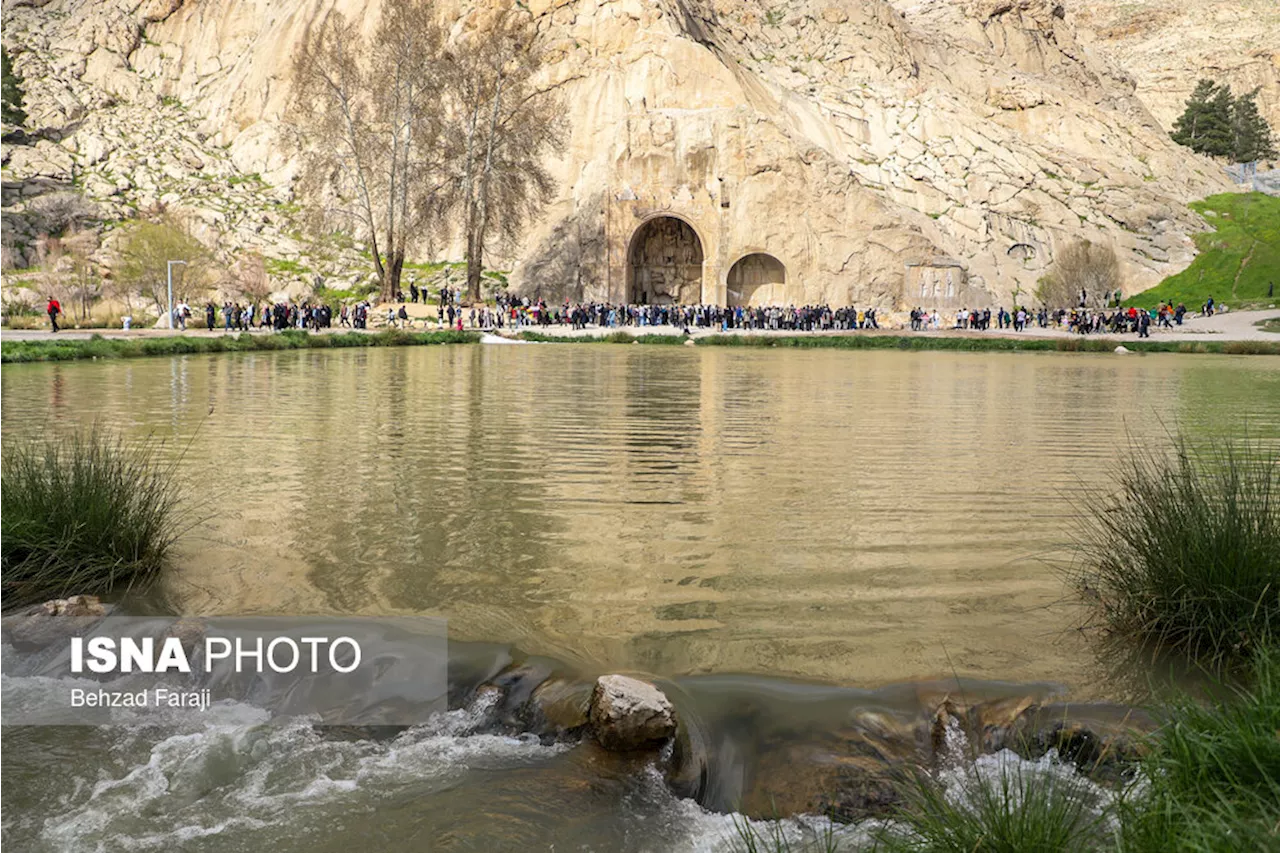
left=1231, top=88, right=1277, bottom=163
left=1, top=47, right=26, bottom=129
left=1172, top=79, right=1233, bottom=158
left=1203, top=84, right=1236, bottom=158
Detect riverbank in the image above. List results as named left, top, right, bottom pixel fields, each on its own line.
left=0, top=328, right=478, bottom=363
left=519, top=330, right=1280, bottom=354
left=4, top=309, right=1279, bottom=362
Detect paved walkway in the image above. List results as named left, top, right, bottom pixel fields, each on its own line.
left=4, top=309, right=1278, bottom=344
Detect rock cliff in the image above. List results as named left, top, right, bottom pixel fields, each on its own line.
left=2, top=0, right=1263, bottom=308
left=1076, top=0, right=1280, bottom=134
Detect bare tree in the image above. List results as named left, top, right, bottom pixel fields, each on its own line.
left=225, top=252, right=271, bottom=303
left=291, top=0, right=450, bottom=302
left=114, top=218, right=210, bottom=314
left=64, top=227, right=101, bottom=321
left=451, top=9, right=564, bottom=301
left=28, top=191, right=98, bottom=238
left=35, top=234, right=69, bottom=310
left=1037, top=240, right=1122, bottom=308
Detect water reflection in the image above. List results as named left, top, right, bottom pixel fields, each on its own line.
left=2, top=346, right=1277, bottom=697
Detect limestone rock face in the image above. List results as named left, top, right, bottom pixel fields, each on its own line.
left=1074, top=0, right=1280, bottom=134
left=2, top=0, right=1258, bottom=306
left=588, top=674, right=677, bottom=751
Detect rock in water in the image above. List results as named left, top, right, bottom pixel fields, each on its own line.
left=4, top=595, right=109, bottom=651
left=588, top=675, right=677, bottom=751
left=1115, top=345, right=1131, bottom=354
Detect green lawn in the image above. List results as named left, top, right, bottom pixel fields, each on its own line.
left=1127, top=193, right=1280, bottom=309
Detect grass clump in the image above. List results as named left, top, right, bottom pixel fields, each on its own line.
left=876, top=760, right=1110, bottom=852
left=1118, top=647, right=1280, bottom=852
left=1, top=428, right=186, bottom=607
left=1069, top=438, right=1280, bottom=668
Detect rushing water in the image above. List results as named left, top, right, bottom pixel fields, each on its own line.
left=2, top=344, right=1278, bottom=851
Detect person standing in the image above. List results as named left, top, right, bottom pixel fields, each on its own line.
left=46, top=296, right=62, bottom=333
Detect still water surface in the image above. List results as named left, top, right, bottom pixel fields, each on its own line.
left=2, top=344, right=1278, bottom=850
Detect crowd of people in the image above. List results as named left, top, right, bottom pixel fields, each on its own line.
left=904, top=301, right=1204, bottom=338
left=112, top=284, right=1221, bottom=342
left=187, top=300, right=377, bottom=332
left=484, top=294, right=882, bottom=332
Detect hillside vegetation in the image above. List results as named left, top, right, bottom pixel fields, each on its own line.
left=1128, top=193, right=1280, bottom=308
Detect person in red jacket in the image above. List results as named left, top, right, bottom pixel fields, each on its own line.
left=46, top=296, right=62, bottom=333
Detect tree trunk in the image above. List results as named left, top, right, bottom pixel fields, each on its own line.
left=470, top=74, right=506, bottom=304
left=387, top=249, right=405, bottom=302
left=460, top=89, right=483, bottom=305
left=467, top=234, right=483, bottom=303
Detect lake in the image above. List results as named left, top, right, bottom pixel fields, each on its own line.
left=3, top=344, right=1278, bottom=850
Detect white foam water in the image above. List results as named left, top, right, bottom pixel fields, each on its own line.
left=19, top=690, right=568, bottom=853
left=7, top=676, right=1118, bottom=853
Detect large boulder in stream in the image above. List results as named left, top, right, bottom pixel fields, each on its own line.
left=1001, top=703, right=1153, bottom=782
left=589, top=675, right=677, bottom=751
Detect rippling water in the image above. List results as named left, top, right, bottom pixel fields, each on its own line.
left=3, top=345, right=1278, bottom=691
left=2, top=344, right=1278, bottom=851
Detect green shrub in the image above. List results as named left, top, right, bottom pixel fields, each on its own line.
left=1, top=428, right=186, bottom=606
left=1068, top=438, right=1280, bottom=668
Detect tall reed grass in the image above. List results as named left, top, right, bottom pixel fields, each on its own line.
left=874, top=761, right=1110, bottom=852
left=1069, top=438, right=1279, bottom=668
left=1, top=428, right=186, bottom=607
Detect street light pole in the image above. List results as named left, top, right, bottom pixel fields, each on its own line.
left=166, top=260, right=187, bottom=330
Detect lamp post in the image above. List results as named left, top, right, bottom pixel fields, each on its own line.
left=166, top=260, right=187, bottom=330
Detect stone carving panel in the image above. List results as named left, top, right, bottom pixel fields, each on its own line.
left=628, top=217, right=705, bottom=304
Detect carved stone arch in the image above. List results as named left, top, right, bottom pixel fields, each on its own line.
left=626, top=215, right=705, bottom=305
left=726, top=252, right=788, bottom=307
